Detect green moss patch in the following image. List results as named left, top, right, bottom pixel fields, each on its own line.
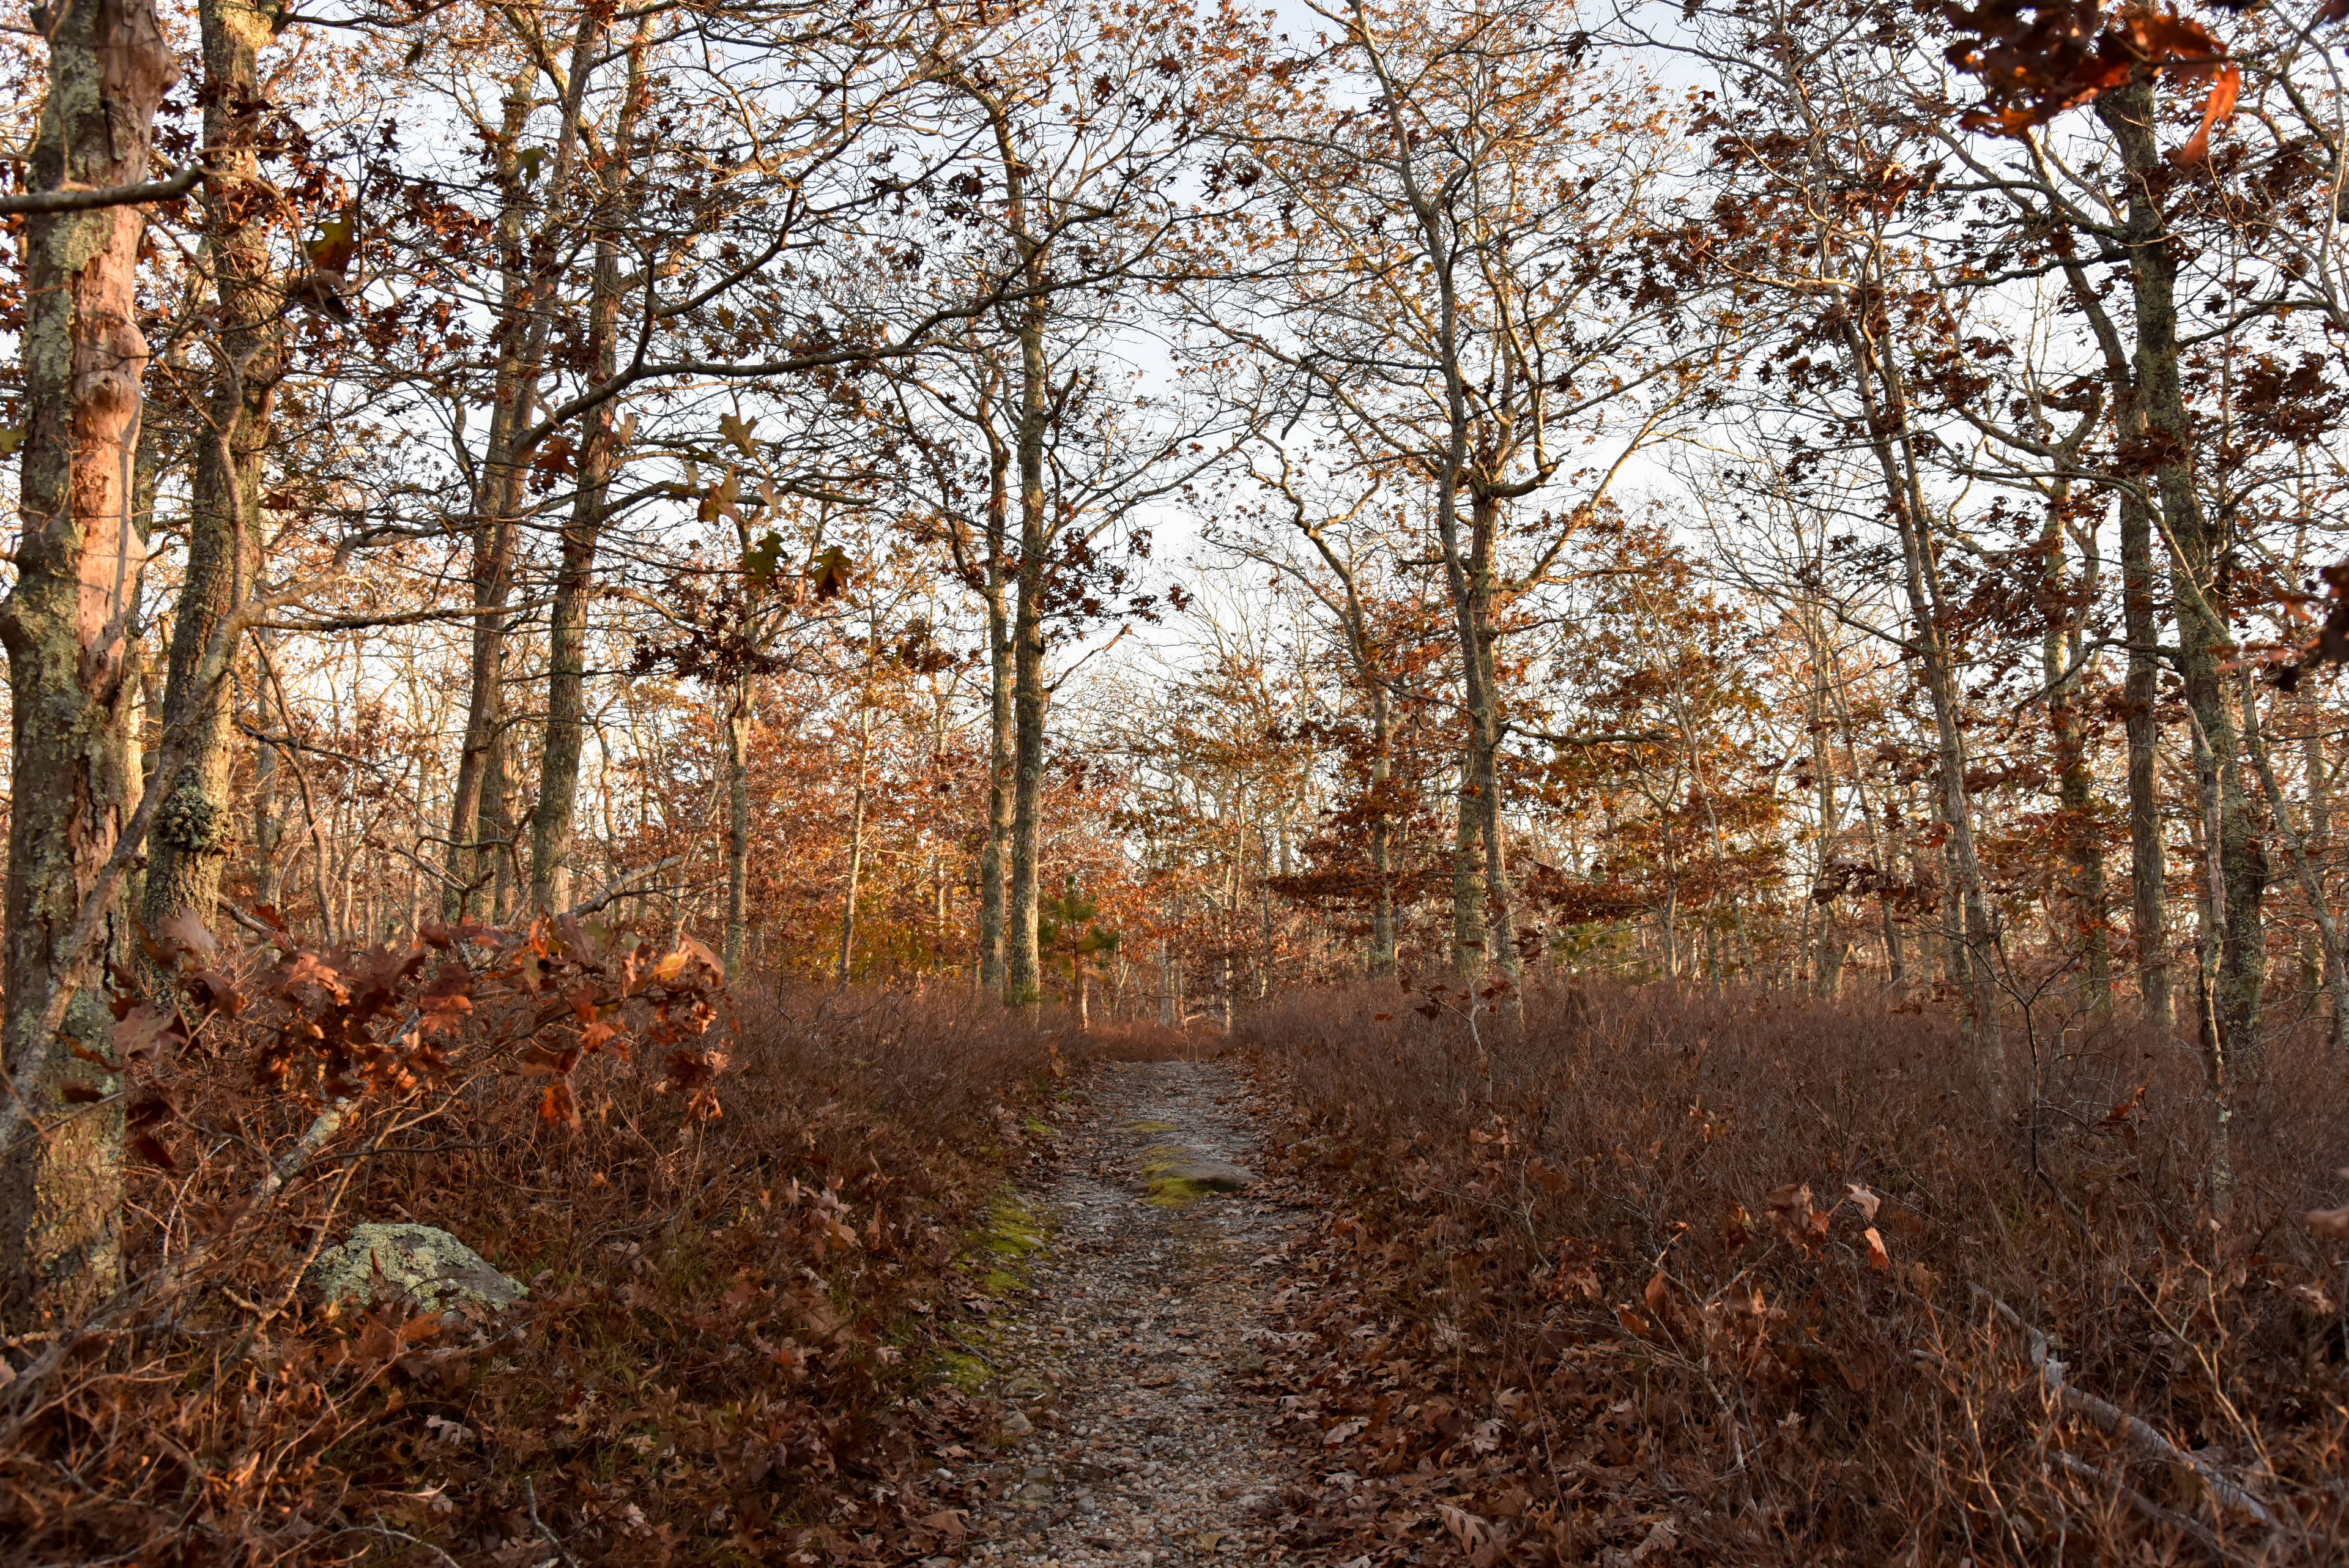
left=937, top=1349, right=992, bottom=1392
left=981, top=1194, right=1049, bottom=1260
left=1143, top=1175, right=1212, bottom=1207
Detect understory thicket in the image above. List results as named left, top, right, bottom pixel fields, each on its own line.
left=0, top=964, right=1095, bottom=1567
left=1244, top=983, right=2349, bottom=1566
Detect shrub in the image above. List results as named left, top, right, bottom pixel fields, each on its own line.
left=1, top=927, right=1075, bottom=1568
left=1242, top=980, right=2349, bottom=1565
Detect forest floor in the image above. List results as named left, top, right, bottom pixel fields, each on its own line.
left=913, top=1058, right=1330, bottom=1568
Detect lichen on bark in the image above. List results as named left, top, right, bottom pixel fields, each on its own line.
left=0, top=0, right=180, bottom=1326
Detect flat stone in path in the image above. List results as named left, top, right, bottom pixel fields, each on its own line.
left=1139, top=1145, right=1257, bottom=1204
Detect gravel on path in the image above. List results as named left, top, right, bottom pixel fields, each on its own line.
left=911, top=1058, right=1326, bottom=1568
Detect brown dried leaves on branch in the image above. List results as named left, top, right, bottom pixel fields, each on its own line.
left=1941, top=1, right=2241, bottom=162
left=125, top=913, right=734, bottom=1171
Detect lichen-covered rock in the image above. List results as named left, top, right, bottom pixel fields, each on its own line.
left=308, top=1222, right=526, bottom=1315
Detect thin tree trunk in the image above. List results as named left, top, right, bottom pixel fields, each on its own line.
left=144, top=0, right=280, bottom=942
left=1369, top=685, right=1398, bottom=975
left=1460, top=494, right=1523, bottom=1030
left=1451, top=757, right=1485, bottom=979
left=725, top=680, right=753, bottom=975
left=952, top=78, right=1050, bottom=1010
left=1810, top=672, right=1843, bottom=998
left=1840, top=297, right=2006, bottom=1108
left=2243, top=682, right=2349, bottom=1053
left=2098, top=80, right=2266, bottom=1072
left=978, top=387, right=1013, bottom=994
left=484, top=710, right=517, bottom=922
left=444, top=76, right=536, bottom=918
left=447, top=23, right=600, bottom=918
left=2300, top=732, right=2332, bottom=995
left=531, top=21, right=646, bottom=913
left=2185, top=710, right=2235, bottom=1224
left=0, top=0, right=179, bottom=1321
left=837, top=710, right=872, bottom=987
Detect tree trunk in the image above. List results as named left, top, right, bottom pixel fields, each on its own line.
left=530, top=23, right=645, bottom=913
left=1463, top=494, right=1523, bottom=1019
left=446, top=26, right=599, bottom=919
left=2184, top=710, right=2236, bottom=1223
left=726, top=681, right=753, bottom=976
left=2098, top=81, right=2267, bottom=1072
left=1810, top=677, right=1843, bottom=998
left=2041, top=479, right=2113, bottom=1013
left=251, top=680, right=279, bottom=902
left=443, top=76, right=536, bottom=918
left=483, top=710, right=517, bottom=921
left=1006, top=313, right=1048, bottom=1008
left=0, top=0, right=179, bottom=1323
left=2300, top=733, right=2332, bottom=997
left=837, top=708, right=872, bottom=987
left=1840, top=300, right=2006, bottom=1107
left=143, top=0, right=280, bottom=943
left=2243, top=685, right=2349, bottom=1053
left=2119, top=481, right=2172, bottom=1027
left=1450, top=758, right=1485, bottom=979
left=1368, top=683, right=1398, bottom=975
left=978, top=406, right=1013, bottom=994
left=1828, top=671, right=1904, bottom=994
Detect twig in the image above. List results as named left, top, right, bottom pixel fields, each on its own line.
left=355, top=1519, right=467, bottom=1568
left=1978, top=1288, right=2279, bottom=1533
left=0, top=163, right=202, bottom=215
left=215, top=895, right=284, bottom=942
left=2049, top=1450, right=2241, bottom=1564
left=527, top=1476, right=582, bottom=1568
left=565, top=855, right=685, bottom=918
left=254, top=1097, right=358, bottom=1203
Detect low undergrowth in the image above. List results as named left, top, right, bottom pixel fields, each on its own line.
left=1, top=943, right=1091, bottom=1568
left=1243, top=982, right=2349, bottom=1566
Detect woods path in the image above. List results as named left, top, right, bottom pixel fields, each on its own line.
left=945, top=1059, right=1318, bottom=1568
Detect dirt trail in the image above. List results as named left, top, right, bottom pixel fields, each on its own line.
left=941, top=1059, right=1318, bottom=1568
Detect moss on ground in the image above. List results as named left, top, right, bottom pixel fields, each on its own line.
left=1143, top=1175, right=1211, bottom=1207
left=921, top=1187, right=1055, bottom=1392
left=937, top=1348, right=992, bottom=1392
left=982, top=1194, right=1048, bottom=1260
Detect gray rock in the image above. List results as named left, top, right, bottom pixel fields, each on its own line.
left=1160, top=1157, right=1255, bottom=1191
left=1137, top=1144, right=1256, bottom=1205
left=308, top=1222, right=525, bottom=1315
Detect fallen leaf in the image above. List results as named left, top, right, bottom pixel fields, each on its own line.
left=1435, top=1503, right=1491, bottom=1554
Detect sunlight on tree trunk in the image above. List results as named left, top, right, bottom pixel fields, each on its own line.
left=0, top=0, right=179, bottom=1323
